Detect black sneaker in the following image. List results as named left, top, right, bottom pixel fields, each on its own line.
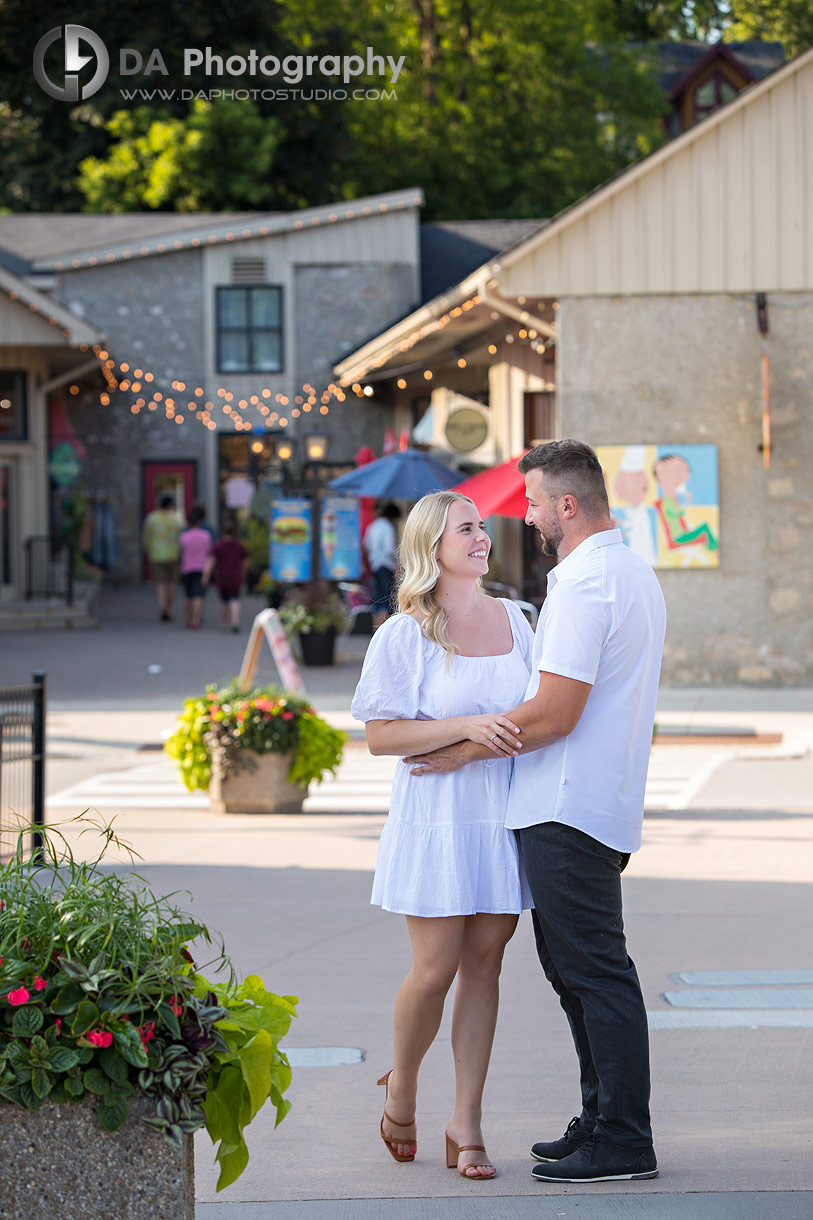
left=530, top=1116, right=594, bottom=1162
left=531, top=1134, right=658, bottom=1182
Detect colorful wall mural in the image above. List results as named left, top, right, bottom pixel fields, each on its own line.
left=596, top=444, right=720, bottom=569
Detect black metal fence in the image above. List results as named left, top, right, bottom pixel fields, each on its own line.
left=0, top=672, right=46, bottom=858
left=25, top=536, right=74, bottom=605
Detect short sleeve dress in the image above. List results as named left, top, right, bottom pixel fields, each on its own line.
left=351, top=599, right=535, bottom=918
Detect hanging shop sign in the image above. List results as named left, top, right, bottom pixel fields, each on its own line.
left=445, top=407, right=488, bottom=453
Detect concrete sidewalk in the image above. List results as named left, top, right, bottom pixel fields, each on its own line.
left=4, top=586, right=813, bottom=1218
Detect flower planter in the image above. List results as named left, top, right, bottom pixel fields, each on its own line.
left=0, top=1095, right=193, bottom=1220
left=209, top=748, right=307, bottom=814
left=298, top=627, right=337, bottom=667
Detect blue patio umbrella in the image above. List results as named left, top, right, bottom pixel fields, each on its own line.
left=327, top=448, right=460, bottom=499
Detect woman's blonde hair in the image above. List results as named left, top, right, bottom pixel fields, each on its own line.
left=397, top=490, right=480, bottom=659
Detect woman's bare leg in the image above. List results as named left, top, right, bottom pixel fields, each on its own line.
left=382, top=915, right=466, bottom=1157
left=446, top=913, right=519, bottom=1177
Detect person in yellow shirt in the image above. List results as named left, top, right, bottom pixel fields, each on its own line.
left=142, top=494, right=182, bottom=621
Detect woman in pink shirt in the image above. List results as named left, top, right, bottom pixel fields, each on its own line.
left=178, top=504, right=212, bottom=629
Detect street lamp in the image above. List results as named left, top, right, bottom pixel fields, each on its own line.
left=304, top=433, right=329, bottom=462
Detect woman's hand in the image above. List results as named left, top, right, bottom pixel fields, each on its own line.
left=461, top=714, right=522, bottom=757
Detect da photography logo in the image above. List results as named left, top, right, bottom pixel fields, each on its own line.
left=33, top=25, right=110, bottom=101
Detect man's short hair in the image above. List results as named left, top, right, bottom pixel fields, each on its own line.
left=158, top=493, right=175, bottom=509
left=518, top=439, right=610, bottom=516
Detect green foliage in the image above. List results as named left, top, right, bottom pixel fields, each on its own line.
left=77, top=100, right=282, bottom=213
left=0, top=817, right=295, bottom=1181
left=192, top=973, right=297, bottom=1191
left=165, top=679, right=347, bottom=792
left=279, top=582, right=349, bottom=636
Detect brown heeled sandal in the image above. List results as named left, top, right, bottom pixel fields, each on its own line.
left=445, top=1133, right=496, bottom=1179
left=377, top=1071, right=417, bottom=1162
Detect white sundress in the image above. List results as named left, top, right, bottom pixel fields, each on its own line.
left=351, top=599, right=535, bottom=918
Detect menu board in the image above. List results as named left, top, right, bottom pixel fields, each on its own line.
left=319, top=496, right=361, bottom=580
left=270, top=497, right=312, bottom=582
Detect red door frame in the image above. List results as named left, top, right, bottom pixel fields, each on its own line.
left=141, top=460, right=197, bottom=579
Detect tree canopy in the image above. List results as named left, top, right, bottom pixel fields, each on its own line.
left=0, top=0, right=808, bottom=220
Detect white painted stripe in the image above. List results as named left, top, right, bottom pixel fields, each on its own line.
left=664, top=988, right=813, bottom=1009
left=671, top=969, right=813, bottom=987
left=648, top=1009, right=813, bottom=1030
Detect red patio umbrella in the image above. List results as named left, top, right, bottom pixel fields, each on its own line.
left=452, top=453, right=530, bottom=518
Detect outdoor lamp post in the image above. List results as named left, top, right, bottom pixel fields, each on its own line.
left=304, top=433, right=329, bottom=463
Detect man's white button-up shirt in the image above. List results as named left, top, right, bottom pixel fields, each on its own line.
left=505, top=529, right=666, bottom=852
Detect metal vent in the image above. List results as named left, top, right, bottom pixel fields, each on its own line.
left=231, top=257, right=266, bottom=284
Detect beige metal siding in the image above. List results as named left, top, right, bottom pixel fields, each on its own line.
left=499, top=53, right=813, bottom=297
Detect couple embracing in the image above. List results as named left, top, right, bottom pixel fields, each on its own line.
left=351, top=439, right=666, bottom=1184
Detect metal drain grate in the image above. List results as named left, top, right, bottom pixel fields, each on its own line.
left=648, top=1010, right=813, bottom=1030
left=670, top=969, right=813, bottom=987
left=663, top=988, right=813, bottom=1009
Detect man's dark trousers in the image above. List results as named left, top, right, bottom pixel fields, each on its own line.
left=518, top=821, right=653, bottom=1151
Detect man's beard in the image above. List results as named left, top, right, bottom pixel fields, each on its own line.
left=538, top=524, right=563, bottom=557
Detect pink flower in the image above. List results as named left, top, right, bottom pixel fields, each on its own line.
left=55, top=1018, right=62, bottom=1036
left=85, top=1029, right=113, bottom=1048
left=34, top=976, right=48, bottom=991
left=7, top=987, right=30, bottom=1006
left=281, top=711, right=294, bottom=721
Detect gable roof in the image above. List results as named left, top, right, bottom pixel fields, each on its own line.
left=0, top=189, right=423, bottom=274
left=655, top=39, right=785, bottom=96
left=0, top=264, right=105, bottom=347
left=419, top=219, right=549, bottom=302
left=493, top=43, right=813, bottom=296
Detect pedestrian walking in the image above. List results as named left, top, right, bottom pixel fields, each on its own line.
left=178, top=504, right=212, bottom=630
left=141, top=493, right=182, bottom=622
left=203, top=516, right=249, bottom=633
left=351, top=491, right=535, bottom=1179
left=403, top=440, right=666, bottom=1184
left=363, top=501, right=401, bottom=630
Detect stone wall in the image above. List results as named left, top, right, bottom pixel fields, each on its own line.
left=54, top=253, right=210, bottom=584
left=294, top=262, right=415, bottom=457
left=558, top=293, right=813, bottom=685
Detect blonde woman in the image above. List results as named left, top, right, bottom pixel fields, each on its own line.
left=351, top=491, right=535, bottom=1180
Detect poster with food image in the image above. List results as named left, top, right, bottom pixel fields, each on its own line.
left=319, top=496, right=361, bottom=580
left=270, top=497, right=313, bottom=582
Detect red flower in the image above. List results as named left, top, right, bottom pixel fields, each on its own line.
left=7, top=987, right=30, bottom=1006
left=55, top=1018, right=62, bottom=1036
left=137, top=1020, right=156, bottom=1049
left=19, top=937, right=30, bottom=953
left=168, top=995, right=183, bottom=1017
left=281, top=711, right=294, bottom=721
left=85, top=1029, right=113, bottom=1048
left=34, top=976, right=48, bottom=991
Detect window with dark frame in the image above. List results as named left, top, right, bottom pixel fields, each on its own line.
left=0, top=371, right=28, bottom=441
left=216, top=286, right=283, bottom=374
left=693, top=71, right=738, bottom=123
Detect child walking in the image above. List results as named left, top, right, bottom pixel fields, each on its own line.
left=204, top=516, right=249, bottom=632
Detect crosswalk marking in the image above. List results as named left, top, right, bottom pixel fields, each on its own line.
left=47, top=744, right=732, bottom=816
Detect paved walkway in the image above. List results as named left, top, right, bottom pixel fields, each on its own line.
left=3, top=587, right=813, bottom=1219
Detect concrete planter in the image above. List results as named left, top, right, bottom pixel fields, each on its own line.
left=209, top=748, right=307, bottom=814
left=0, top=1095, right=193, bottom=1220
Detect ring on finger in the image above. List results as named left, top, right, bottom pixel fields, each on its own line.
left=491, top=734, right=497, bottom=743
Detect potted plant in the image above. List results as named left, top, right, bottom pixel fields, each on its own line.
left=279, top=581, right=349, bottom=667
left=165, top=679, right=346, bottom=814
left=0, top=819, right=296, bottom=1214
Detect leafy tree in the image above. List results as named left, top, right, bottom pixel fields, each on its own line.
left=724, top=0, right=813, bottom=58
left=78, top=101, right=282, bottom=212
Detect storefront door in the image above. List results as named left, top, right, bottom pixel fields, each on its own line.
left=141, top=461, right=196, bottom=579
